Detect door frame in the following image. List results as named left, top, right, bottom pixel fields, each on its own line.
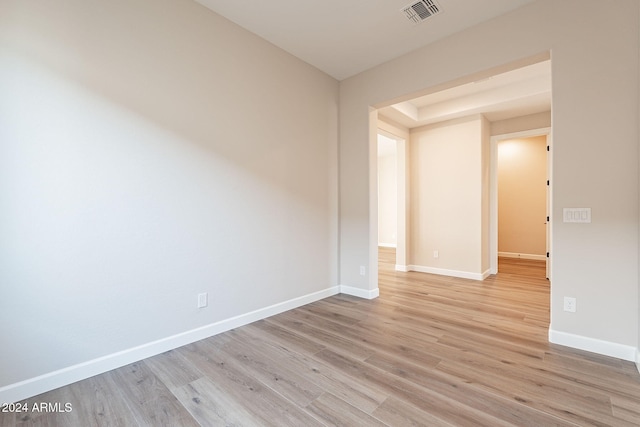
left=490, top=127, right=552, bottom=278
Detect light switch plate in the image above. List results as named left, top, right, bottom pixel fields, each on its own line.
left=563, top=208, right=591, bottom=223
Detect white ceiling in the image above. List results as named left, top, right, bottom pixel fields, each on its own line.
left=194, top=0, right=549, bottom=127
left=378, top=59, right=551, bottom=128
left=194, top=0, right=535, bottom=80
left=377, top=61, right=551, bottom=156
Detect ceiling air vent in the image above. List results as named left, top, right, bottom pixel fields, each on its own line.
left=401, top=0, right=442, bottom=24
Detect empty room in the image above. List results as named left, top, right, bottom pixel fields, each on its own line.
left=2, top=0, right=640, bottom=425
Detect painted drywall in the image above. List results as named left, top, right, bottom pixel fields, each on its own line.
left=491, top=111, right=551, bottom=136
left=0, top=0, right=338, bottom=397
left=339, top=0, right=639, bottom=355
left=498, top=136, right=547, bottom=257
left=481, top=115, right=491, bottom=274
left=409, top=116, right=489, bottom=277
left=377, top=135, right=397, bottom=247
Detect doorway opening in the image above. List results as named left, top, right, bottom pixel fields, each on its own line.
left=372, top=57, right=552, bottom=288
left=376, top=130, right=408, bottom=272
left=491, top=129, right=551, bottom=280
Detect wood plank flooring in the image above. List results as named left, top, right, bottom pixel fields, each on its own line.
left=3, top=247, right=640, bottom=426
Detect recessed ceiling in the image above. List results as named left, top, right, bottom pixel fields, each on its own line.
left=193, top=0, right=535, bottom=80
left=378, top=60, right=551, bottom=128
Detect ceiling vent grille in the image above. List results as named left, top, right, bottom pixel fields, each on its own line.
left=401, top=0, right=442, bottom=24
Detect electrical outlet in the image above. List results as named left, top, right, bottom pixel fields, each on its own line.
left=433, top=250, right=439, bottom=259
left=359, top=266, right=366, bottom=276
left=197, top=292, right=208, bottom=309
left=563, top=297, right=576, bottom=312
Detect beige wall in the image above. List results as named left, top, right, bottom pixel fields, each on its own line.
left=0, top=0, right=339, bottom=399
left=409, top=116, right=489, bottom=277
left=491, top=111, right=551, bottom=136
left=340, top=0, right=639, bottom=355
left=481, top=115, right=491, bottom=273
left=377, top=136, right=397, bottom=247
left=498, top=136, right=547, bottom=257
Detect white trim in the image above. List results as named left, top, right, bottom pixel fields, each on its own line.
left=395, top=264, right=409, bottom=272
left=408, top=265, right=491, bottom=281
left=378, top=243, right=397, bottom=248
left=548, top=329, right=636, bottom=362
left=636, top=348, right=640, bottom=374
left=492, top=128, right=552, bottom=142
left=0, top=286, right=340, bottom=404
left=498, top=252, right=547, bottom=261
left=340, top=285, right=380, bottom=300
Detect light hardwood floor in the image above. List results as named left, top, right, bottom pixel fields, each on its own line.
left=3, top=248, right=640, bottom=426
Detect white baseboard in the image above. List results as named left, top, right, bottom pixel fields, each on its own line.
left=548, top=329, right=636, bottom=362
left=408, top=265, right=491, bottom=281
left=395, top=265, right=409, bottom=272
left=378, top=243, right=397, bottom=248
left=0, top=286, right=340, bottom=405
left=636, top=348, right=640, bottom=374
left=340, top=285, right=379, bottom=300
left=498, top=252, right=546, bottom=261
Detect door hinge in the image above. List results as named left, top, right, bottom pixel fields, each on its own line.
left=546, top=216, right=550, bottom=222
left=547, top=145, right=550, bottom=152
left=546, top=252, right=550, bottom=258
left=547, top=180, right=549, bottom=186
